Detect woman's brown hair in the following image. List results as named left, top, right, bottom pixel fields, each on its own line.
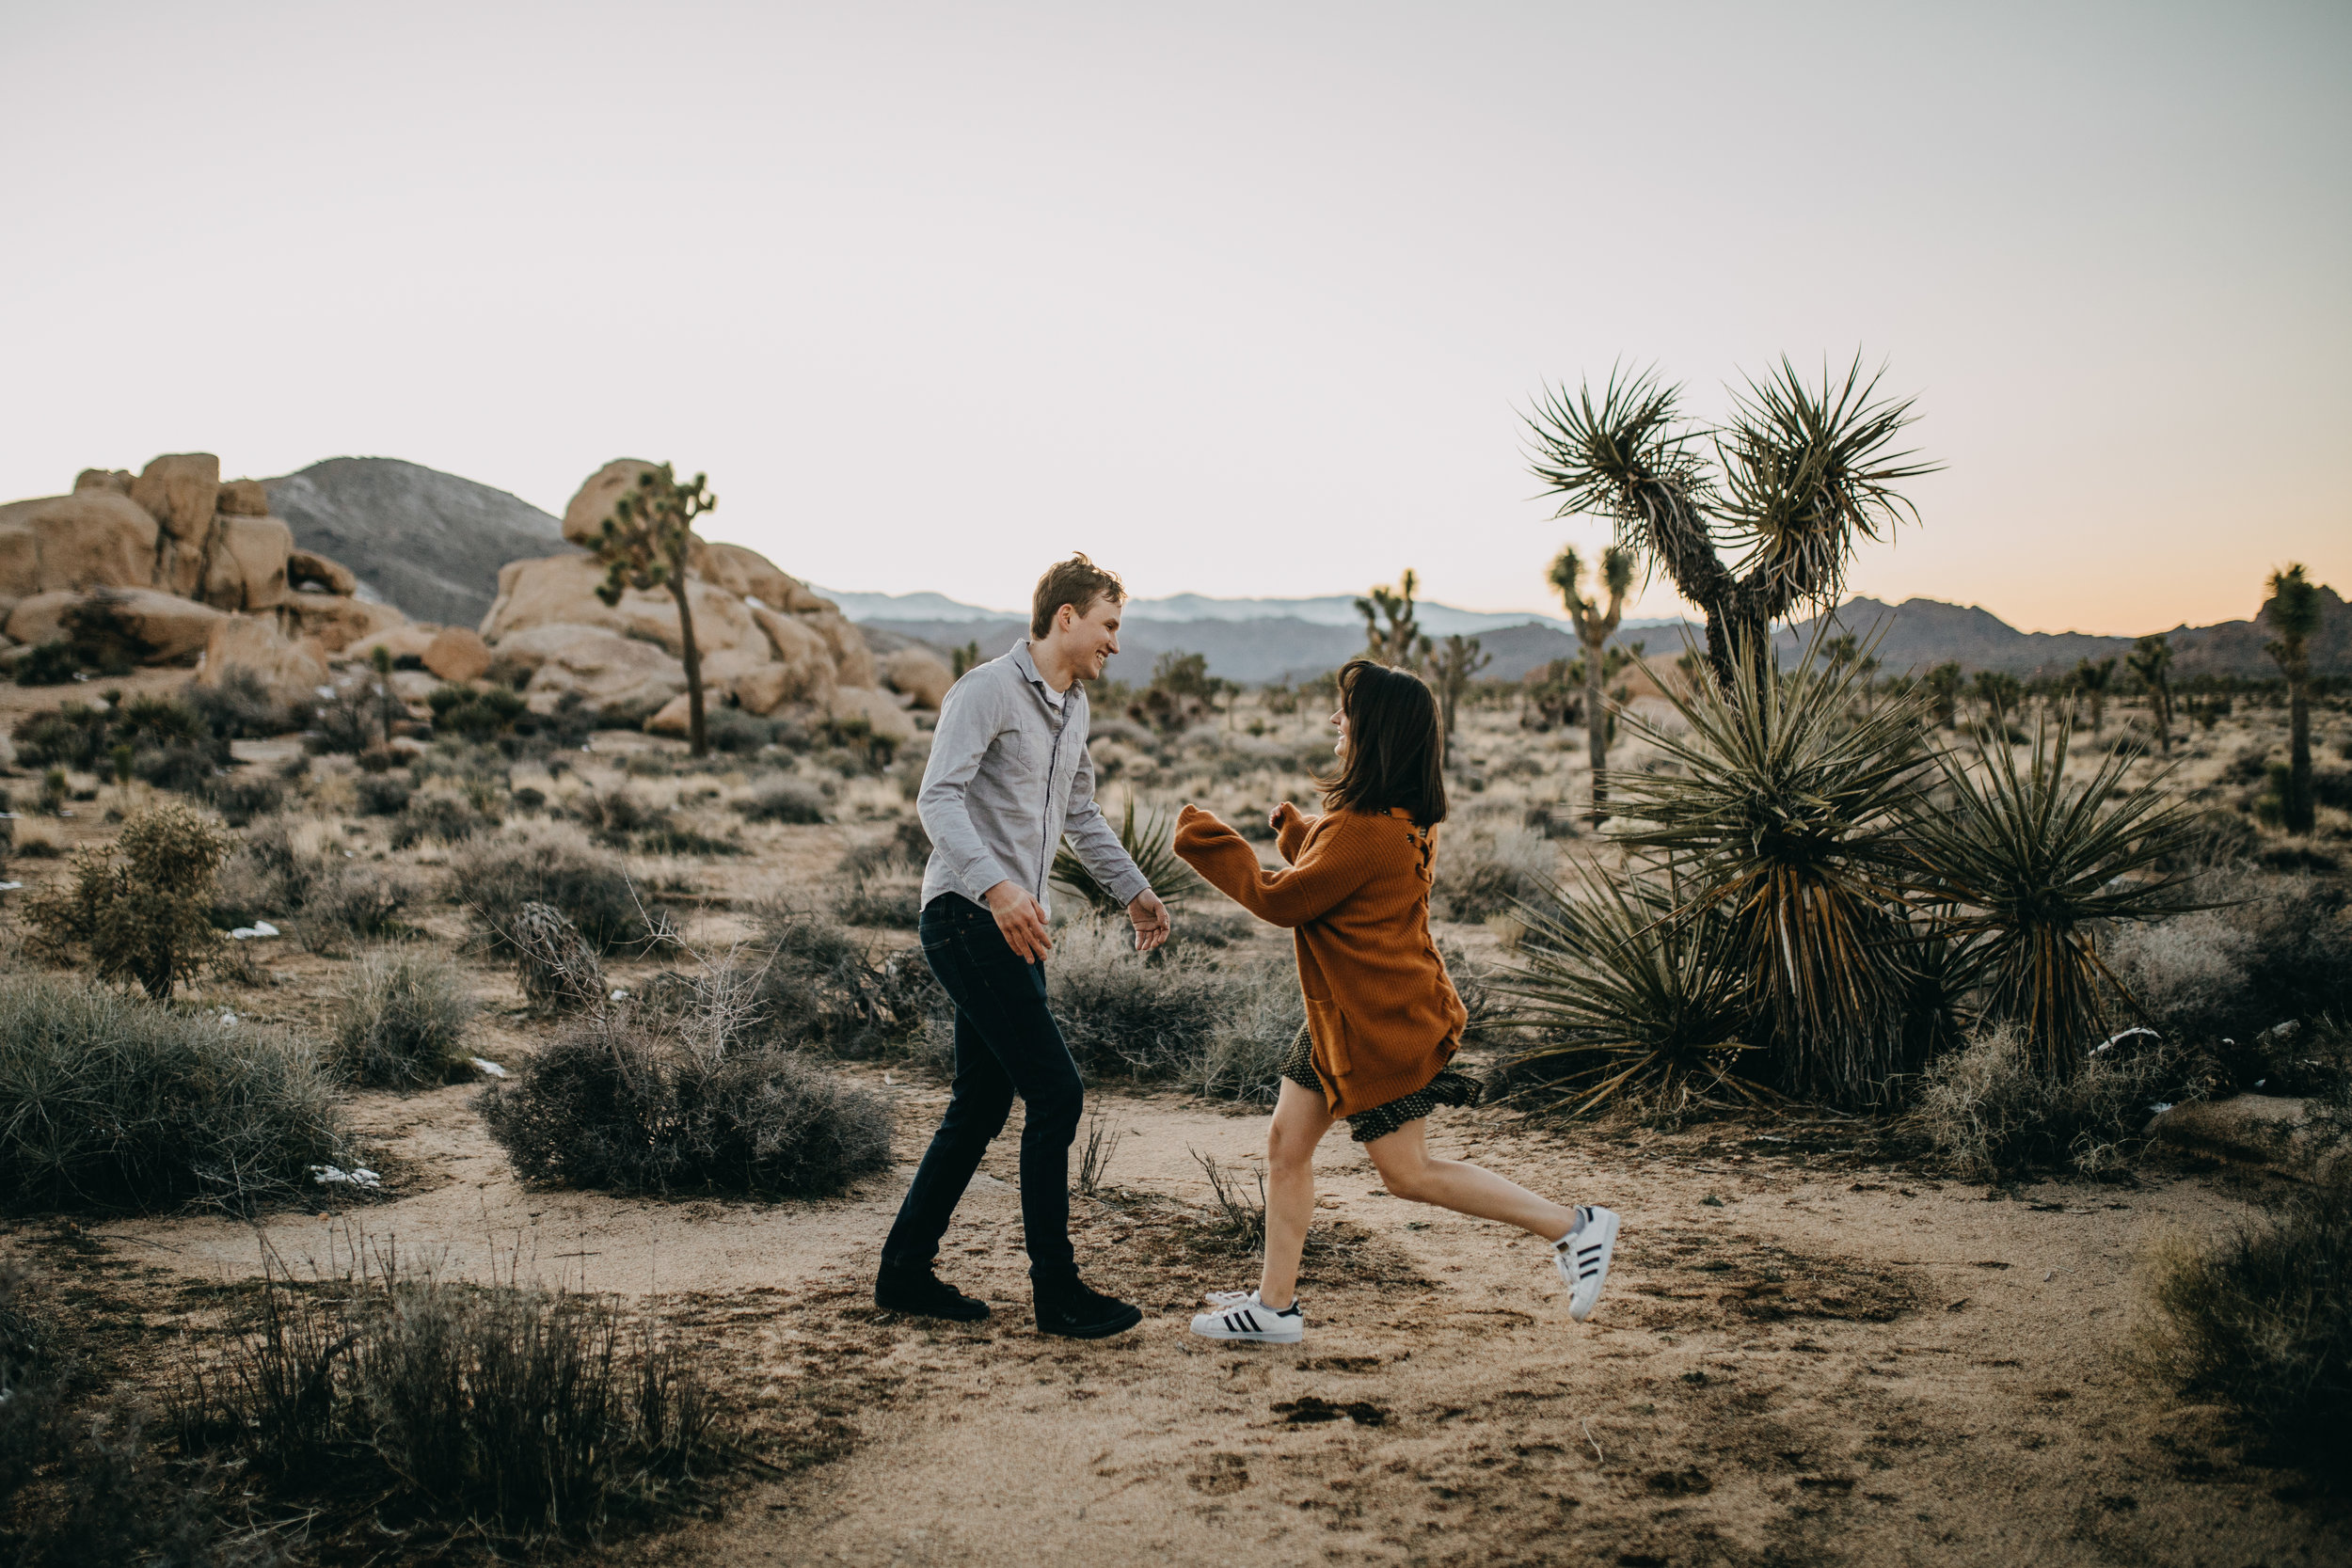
left=1320, top=658, right=1447, bottom=826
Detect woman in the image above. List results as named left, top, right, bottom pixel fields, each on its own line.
left=1171, top=658, right=1617, bottom=1343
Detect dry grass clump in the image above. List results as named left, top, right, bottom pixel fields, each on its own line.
left=213, top=814, right=418, bottom=955
left=733, top=777, right=828, bottom=824
left=1432, top=815, right=1552, bottom=922
left=742, top=903, right=939, bottom=1055
left=2136, top=1162, right=2352, bottom=1476
left=451, top=822, right=673, bottom=955
left=2104, top=866, right=2352, bottom=1053
left=1908, top=1022, right=2187, bottom=1180
left=176, top=1249, right=727, bottom=1552
left=479, top=974, right=893, bottom=1197
left=330, top=950, right=478, bottom=1088
left=0, top=978, right=346, bottom=1213
left=507, top=902, right=608, bottom=1014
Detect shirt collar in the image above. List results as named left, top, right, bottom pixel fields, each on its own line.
left=1009, top=639, right=1081, bottom=706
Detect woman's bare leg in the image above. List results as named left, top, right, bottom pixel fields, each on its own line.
left=1257, top=1078, right=1335, bottom=1309
left=1363, top=1118, right=1577, bottom=1242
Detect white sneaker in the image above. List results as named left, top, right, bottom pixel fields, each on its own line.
left=1552, top=1206, right=1619, bottom=1322
left=1190, top=1291, right=1305, bottom=1344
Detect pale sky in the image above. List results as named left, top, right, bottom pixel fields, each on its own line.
left=3, top=1, right=2344, bottom=634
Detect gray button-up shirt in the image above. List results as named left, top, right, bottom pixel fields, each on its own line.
left=917, top=639, right=1150, bottom=919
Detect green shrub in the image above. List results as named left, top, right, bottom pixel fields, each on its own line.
left=12, top=641, right=83, bottom=687
left=480, top=989, right=894, bottom=1197
left=331, top=950, right=477, bottom=1088
left=703, top=708, right=777, bottom=753
left=23, top=803, right=231, bottom=1000
left=354, top=772, right=411, bottom=816
left=2137, top=1164, right=2352, bottom=1476
left=0, top=977, right=346, bottom=1213
left=176, top=1256, right=724, bottom=1551
left=451, top=824, right=672, bottom=955
left=1908, top=1022, right=2189, bottom=1180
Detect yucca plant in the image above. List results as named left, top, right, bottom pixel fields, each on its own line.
left=1051, top=798, right=1201, bottom=916
left=1605, top=639, right=1934, bottom=1104
left=1902, top=718, right=2203, bottom=1077
left=1495, top=861, right=1764, bottom=1117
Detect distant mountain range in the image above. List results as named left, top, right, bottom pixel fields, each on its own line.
left=815, top=586, right=1672, bottom=641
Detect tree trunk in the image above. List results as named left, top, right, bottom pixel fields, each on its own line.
left=672, top=578, right=707, bottom=758
left=2287, top=679, right=2313, bottom=834
left=1583, top=632, right=1609, bottom=826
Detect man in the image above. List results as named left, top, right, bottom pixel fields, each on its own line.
left=876, top=553, right=1171, bottom=1338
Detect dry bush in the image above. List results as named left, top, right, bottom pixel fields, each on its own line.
left=740, top=903, right=938, bottom=1055
left=213, top=816, right=416, bottom=954
left=733, top=778, right=827, bottom=824
left=480, top=975, right=894, bottom=1197
left=22, top=801, right=230, bottom=1001
left=507, top=901, right=607, bottom=1014
left=175, top=1250, right=725, bottom=1552
left=0, top=978, right=346, bottom=1213
left=1432, top=815, right=1551, bottom=922
left=1908, top=1022, right=2189, bottom=1180
left=2105, top=866, right=2352, bottom=1053
left=331, top=949, right=477, bottom=1088
left=2136, top=1162, right=2352, bottom=1476
left=388, top=789, right=492, bottom=849
left=451, top=822, right=672, bottom=955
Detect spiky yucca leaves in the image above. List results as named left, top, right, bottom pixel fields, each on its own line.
left=1494, top=863, right=1763, bottom=1118
left=1051, top=798, right=1201, bottom=916
left=1607, top=641, right=1933, bottom=1105
left=1903, top=719, right=2202, bottom=1077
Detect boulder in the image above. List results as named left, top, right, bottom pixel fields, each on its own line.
left=341, top=624, right=442, bottom=665
left=201, top=514, right=293, bottom=611
left=4, top=592, right=82, bottom=647
left=803, top=608, right=877, bottom=689
left=74, top=469, right=133, bottom=496
left=155, top=535, right=205, bottom=598
left=480, top=553, right=767, bottom=661
left=515, top=626, right=687, bottom=718
left=422, top=626, right=492, bottom=683
left=216, top=479, right=271, bottom=516
left=280, top=593, right=405, bottom=653
left=199, top=614, right=329, bottom=702
left=0, top=523, right=40, bottom=602
left=732, top=662, right=794, bottom=716
left=79, top=588, right=228, bottom=664
left=561, top=458, right=659, bottom=547
left=131, top=452, right=221, bottom=543
left=748, top=604, right=836, bottom=705
left=882, top=646, right=954, bottom=709
left=17, top=492, right=157, bottom=594
left=644, top=692, right=695, bottom=737
left=781, top=577, right=838, bottom=615
left=389, top=669, right=442, bottom=705
left=286, top=548, right=358, bottom=594
left=700, top=542, right=800, bottom=610
left=827, top=686, right=919, bottom=747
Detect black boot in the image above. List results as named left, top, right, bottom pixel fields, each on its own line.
left=1033, top=1273, right=1142, bottom=1339
left=875, top=1262, right=991, bottom=1323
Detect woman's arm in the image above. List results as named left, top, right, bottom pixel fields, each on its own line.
left=1272, top=800, right=1313, bottom=864
left=1175, top=805, right=1377, bottom=928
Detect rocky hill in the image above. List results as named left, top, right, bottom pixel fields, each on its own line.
left=1777, top=592, right=2352, bottom=679
left=263, top=458, right=576, bottom=629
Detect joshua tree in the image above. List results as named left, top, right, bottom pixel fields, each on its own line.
left=1431, top=634, right=1491, bottom=751
left=1356, top=571, right=1431, bottom=670
left=2126, top=634, right=2174, bottom=753
left=1525, top=358, right=1936, bottom=689
left=2264, top=563, right=2322, bottom=834
left=1548, top=543, right=1638, bottom=823
left=1922, top=661, right=1963, bottom=729
left=2073, top=656, right=2116, bottom=736
left=594, top=464, right=717, bottom=757
left=1972, top=670, right=2022, bottom=732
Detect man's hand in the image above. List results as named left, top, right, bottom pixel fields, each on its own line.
left=1269, top=800, right=1305, bottom=835
left=983, top=880, right=1053, bottom=963
left=1126, top=888, right=1171, bottom=954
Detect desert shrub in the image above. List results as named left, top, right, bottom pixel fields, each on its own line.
left=23, top=802, right=231, bottom=1000
left=213, top=816, right=416, bottom=952
left=741, top=903, right=939, bottom=1055
left=1909, top=1022, right=2189, bottom=1180
left=2104, top=867, right=2352, bottom=1054
left=425, top=682, right=527, bottom=740
left=833, top=868, right=922, bottom=928
left=183, top=669, right=306, bottom=740
left=305, top=679, right=394, bottom=756
left=176, top=1256, right=724, bottom=1551
left=480, top=985, right=894, bottom=1197
left=703, top=708, right=776, bottom=753
left=354, top=771, right=411, bottom=815
left=735, top=778, right=827, bottom=824
left=0, top=977, right=346, bottom=1212
left=202, top=774, right=284, bottom=828
left=12, top=641, right=83, bottom=687
left=452, top=824, right=671, bottom=955
left=507, top=902, right=607, bottom=1014
left=388, top=791, right=488, bottom=848
left=331, top=950, right=477, bottom=1088
left=1433, top=816, right=1551, bottom=922
left=2136, top=1164, right=2352, bottom=1476
left=836, top=815, right=930, bottom=879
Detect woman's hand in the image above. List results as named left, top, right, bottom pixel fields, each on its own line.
left=1270, top=800, right=1305, bottom=833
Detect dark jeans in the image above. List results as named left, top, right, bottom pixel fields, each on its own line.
left=882, top=894, right=1084, bottom=1283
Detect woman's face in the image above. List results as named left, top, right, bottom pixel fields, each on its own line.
left=1329, top=702, right=1348, bottom=760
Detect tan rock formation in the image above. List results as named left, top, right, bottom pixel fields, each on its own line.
left=561, top=458, right=658, bottom=547
left=803, top=608, right=877, bottom=689
left=747, top=604, right=837, bottom=705
left=827, top=686, right=918, bottom=746
left=731, top=662, right=793, bottom=716
left=74, top=469, right=133, bottom=496
left=644, top=692, right=695, bottom=737
left=17, top=493, right=160, bottom=595
left=422, top=626, right=492, bottom=683
left=202, top=515, right=293, bottom=611
left=512, top=626, right=687, bottom=717
left=3, top=593, right=81, bottom=647
left=131, top=453, right=220, bottom=543
left=199, top=614, right=329, bottom=701
left=287, top=549, right=358, bottom=595
left=281, top=593, right=405, bottom=653
left=86, top=588, right=229, bottom=663
left=341, top=625, right=442, bottom=665
left=882, top=646, right=954, bottom=709
left=216, top=479, right=271, bottom=516
left=480, top=554, right=766, bottom=662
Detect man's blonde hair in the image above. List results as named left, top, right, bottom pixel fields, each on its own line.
left=1030, top=553, right=1126, bottom=640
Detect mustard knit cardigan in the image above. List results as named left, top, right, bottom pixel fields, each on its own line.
left=1174, top=803, right=1466, bottom=1117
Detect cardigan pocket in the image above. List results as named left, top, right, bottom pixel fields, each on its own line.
left=1302, top=996, right=1354, bottom=1078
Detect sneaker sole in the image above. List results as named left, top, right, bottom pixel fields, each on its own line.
left=1560, top=1208, right=1620, bottom=1323
left=1039, top=1305, right=1143, bottom=1339
left=1189, top=1320, right=1304, bottom=1344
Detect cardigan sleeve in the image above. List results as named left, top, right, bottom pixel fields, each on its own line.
left=1174, top=804, right=1378, bottom=928
left=1274, top=804, right=1313, bottom=865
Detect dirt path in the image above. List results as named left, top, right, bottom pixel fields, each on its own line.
left=110, top=1074, right=2347, bottom=1568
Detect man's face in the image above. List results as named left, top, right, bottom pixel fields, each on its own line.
left=1061, top=597, right=1122, bottom=679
